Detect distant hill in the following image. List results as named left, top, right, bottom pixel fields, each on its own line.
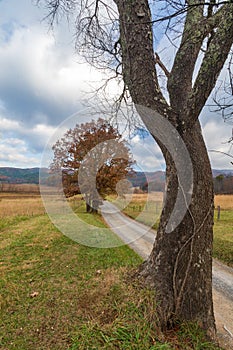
left=0, top=167, right=49, bottom=184
left=212, top=169, right=233, bottom=177
left=0, top=167, right=232, bottom=190
left=130, top=169, right=233, bottom=193
left=129, top=171, right=165, bottom=192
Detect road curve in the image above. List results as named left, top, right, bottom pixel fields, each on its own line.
left=101, top=201, right=233, bottom=349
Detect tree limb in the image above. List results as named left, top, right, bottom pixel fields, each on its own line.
left=187, top=4, right=233, bottom=124
left=154, top=53, right=170, bottom=78
left=167, top=0, right=206, bottom=115
left=114, top=0, right=170, bottom=116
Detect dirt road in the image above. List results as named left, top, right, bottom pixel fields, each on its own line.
left=101, top=201, right=233, bottom=349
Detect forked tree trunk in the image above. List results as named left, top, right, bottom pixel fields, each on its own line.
left=114, top=0, right=217, bottom=337
left=139, top=121, right=216, bottom=336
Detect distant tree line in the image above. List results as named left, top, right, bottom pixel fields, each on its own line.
left=0, top=183, right=39, bottom=193
left=136, top=174, right=233, bottom=194
left=214, top=174, right=233, bottom=194
left=0, top=169, right=39, bottom=184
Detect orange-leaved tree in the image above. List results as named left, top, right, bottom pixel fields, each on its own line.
left=50, top=118, right=134, bottom=212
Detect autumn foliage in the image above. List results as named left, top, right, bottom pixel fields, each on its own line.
left=50, top=118, right=134, bottom=212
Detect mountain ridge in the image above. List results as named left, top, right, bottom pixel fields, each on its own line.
left=0, top=167, right=232, bottom=185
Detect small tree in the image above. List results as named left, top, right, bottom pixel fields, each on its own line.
left=50, top=118, right=134, bottom=212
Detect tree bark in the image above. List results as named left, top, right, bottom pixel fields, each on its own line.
left=139, top=121, right=215, bottom=336
left=85, top=194, right=92, bottom=212
left=115, top=0, right=216, bottom=337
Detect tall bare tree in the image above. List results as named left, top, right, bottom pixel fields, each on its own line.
left=38, top=0, right=233, bottom=339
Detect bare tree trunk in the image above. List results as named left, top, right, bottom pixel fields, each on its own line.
left=139, top=121, right=216, bottom=337
left=85, top=194, right=92, bottom=212
left=114, top=0, right=216, bottom=335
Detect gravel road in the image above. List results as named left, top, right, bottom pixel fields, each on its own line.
left=101, top=201, right=233, bottom=349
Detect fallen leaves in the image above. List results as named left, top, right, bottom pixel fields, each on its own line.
left=30, top=291, right=39, bottom=298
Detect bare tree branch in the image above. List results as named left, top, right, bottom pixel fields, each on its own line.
left=155, top=52, right=170, bottom=78
left=212, top=53, right=233, bottom=122
left=187, top=4, right=233, bottom=124
left=167, top=0, right=206, bottom=115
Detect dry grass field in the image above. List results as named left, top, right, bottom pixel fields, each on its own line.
left=0, top=185, right=44, bottom=218
left=0, top=196, right=45, bottom=217
left=0, top=183, right=39, bottom=194
left=214, top=194, right=233, bottom=210
left=125, top=191, right=164, bottom=203
left=123, top=193, right=233, bottom=210
left=121, top=192, right=233, bottom=212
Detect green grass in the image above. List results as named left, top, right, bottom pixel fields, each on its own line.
left=67, top=198, right=125, bottom=247
left=213, top=209, right=233, bottom=266
left=122, top=202, right=162, bottom=230
left=0, top=214, right=143, bottom=349
left=0, top=215, right=32, bottom=231
left=0, top=204, right=222, bottom=350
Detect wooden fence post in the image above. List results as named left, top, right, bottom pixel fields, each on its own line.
left=217, top=205, right=221, bottom=221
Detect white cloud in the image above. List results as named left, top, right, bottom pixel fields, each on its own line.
left=202, top=116, right=233, bottom=169
left=0, top=116, right=20, bottom=131
left=0, top=23, right=105, bottom=125
left=130, top=134, right=165, bottom=172
left=4, top=138, right=26, bottom=147
left=0, top=114, right=56, bottom=155
left=131, top=135, right=140, bottom=144
left=0, top=137, right=39, bottom=167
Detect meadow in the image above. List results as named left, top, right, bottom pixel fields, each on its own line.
left=0, top=188, right=223, bottom=349
left=213, top=195, right=233, bottom=266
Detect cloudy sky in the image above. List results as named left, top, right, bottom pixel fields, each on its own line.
left=0, top=0, right=232, bottom=171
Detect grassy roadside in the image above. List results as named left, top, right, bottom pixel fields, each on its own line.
left=123, top=207, right=233, bottom=267
left=113, top=193, right=233, bottom=267
left=0, top=196, right=221, bottom=350
left=213, top=209, right=233, bottom=266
